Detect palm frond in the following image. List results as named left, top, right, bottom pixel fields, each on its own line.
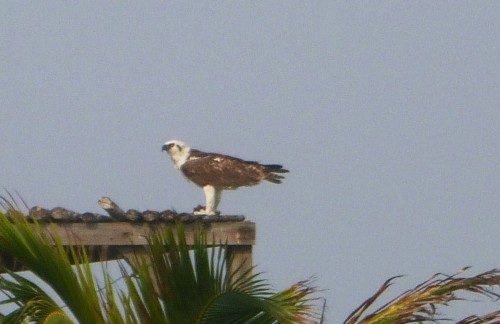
left=42, top=311, right=74, bottom=324
left=99, top=267, right=127, bottom=324
left=0, top=210, right=104, bottom=323
left=201, top=278, right=319, bottom=324
left=344, top=268, right=500, bottom=324
left=124, top=223, right=319, bottom=323
left=0, top=190, right=28, bottom=215
left=0, top=270, right=63, bottom=323
left=456, top=311, right=500, bottom=324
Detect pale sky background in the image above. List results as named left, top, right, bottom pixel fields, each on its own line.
left=1, top=2, right=499, bottom=322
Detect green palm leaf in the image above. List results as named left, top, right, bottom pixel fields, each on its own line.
left=0, top=211, right=103, bottom=323
left=124, top=223, right=319, bottom=323
left=0, top=270, right=62, bottom=323
left=42, top=311, right=74, bottom=324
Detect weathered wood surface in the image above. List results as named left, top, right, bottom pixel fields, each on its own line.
left=0, top=221, right=256, bottom=273
left=3, top=197, right=255, bottom=275
left=39, top=221, right=256, bottom=246
left=27, top=197, right=245, bottom=223
left=227, top=245, right=253, bottom=279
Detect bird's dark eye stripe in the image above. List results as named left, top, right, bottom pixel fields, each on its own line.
left=176, top=144, right=182, bottom=150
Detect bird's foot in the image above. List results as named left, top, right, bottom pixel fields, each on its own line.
left=193, top=205, right=219, bottom=216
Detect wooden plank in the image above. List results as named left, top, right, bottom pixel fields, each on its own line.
left=226, top=245, right=253, bottom=280
left=38, top=221, right=256, bottom=246
left=0, top=222, right=256, bottom=280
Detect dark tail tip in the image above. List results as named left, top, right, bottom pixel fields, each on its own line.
left=264, top=164, right=289, bottom=173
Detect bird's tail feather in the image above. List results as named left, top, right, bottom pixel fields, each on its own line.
left=263, top=164, right=289, bottom=173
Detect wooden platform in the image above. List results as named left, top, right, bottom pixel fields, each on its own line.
left=39, top=220, right=255, bottom=246
left=0, top=220, right=255, bottom=276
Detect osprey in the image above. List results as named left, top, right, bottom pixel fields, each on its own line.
left=162, top=140, right=289, bottom=215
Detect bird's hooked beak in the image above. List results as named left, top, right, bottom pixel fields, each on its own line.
left=162, top=143, right=174, bottom=152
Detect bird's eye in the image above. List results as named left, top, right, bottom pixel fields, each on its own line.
left=163, top=143, right=175, bottom=151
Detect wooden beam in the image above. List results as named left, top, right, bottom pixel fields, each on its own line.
left=226, top=245, right=253, bottom=280
left=0, top=221, right=255, bottom=277
left=39, top=221, right=255, bottom=246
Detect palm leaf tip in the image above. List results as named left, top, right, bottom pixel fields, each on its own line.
left=345, top=268, right=500, bottom=324
left=457, top=310, right=500, bottom=324
left=269, top=277, right=322, bottom=322
left=0, top=192, right=29, bottom=216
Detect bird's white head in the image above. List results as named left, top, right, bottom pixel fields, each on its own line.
left=162, top=140, right=191, bottom=168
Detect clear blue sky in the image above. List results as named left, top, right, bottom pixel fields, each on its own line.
left=1, top=2, right=499, bottom=322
